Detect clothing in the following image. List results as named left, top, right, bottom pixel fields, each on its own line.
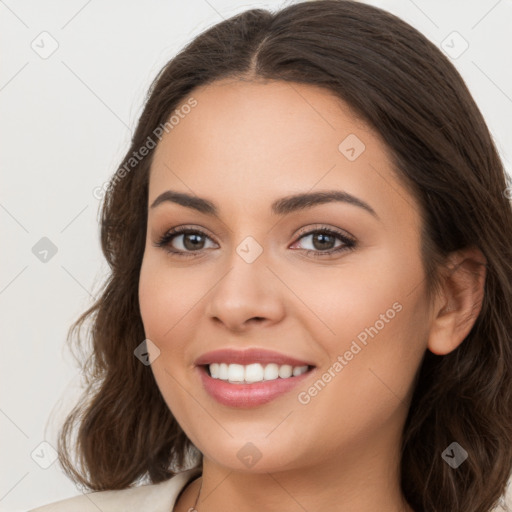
left=26, top=466, right=512, bottom=511
left=27, top=467, right=202, bottom=512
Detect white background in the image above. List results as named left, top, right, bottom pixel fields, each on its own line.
left=1, top=1, right=511, bottom=511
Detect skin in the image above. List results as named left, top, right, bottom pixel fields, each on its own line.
left=138, top=78, right=487, bottom=512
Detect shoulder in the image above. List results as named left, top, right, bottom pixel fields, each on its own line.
left=27, top=468, right=202, bottom=512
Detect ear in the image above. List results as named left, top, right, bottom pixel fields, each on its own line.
left=427, top=246, right=487, bottom=356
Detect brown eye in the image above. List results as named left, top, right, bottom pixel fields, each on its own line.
left=154, top=227, right=217, bottom=256
left=180, top=232, right=207, bottom=251
left=291, top=227, right=357, bottom=258
left=154, top=225, right=356, bottom=258
left=309, top=232, right=337, bottom=251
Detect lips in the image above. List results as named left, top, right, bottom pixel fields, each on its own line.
left=194, top=348, right=315, bottom=367
left=196, top=364, right=316, bottom=407
left=194, top=348, right=317, bottom=407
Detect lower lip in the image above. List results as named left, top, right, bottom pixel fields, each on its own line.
left=197, top=365, right=315, bottom=408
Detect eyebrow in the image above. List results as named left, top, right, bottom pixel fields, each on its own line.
left=150, top=189, right=379, bottom=219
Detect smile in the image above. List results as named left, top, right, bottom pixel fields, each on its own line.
left=197, top=364, right=316, bottom=408
left=207, top=362, right=311, bottom=383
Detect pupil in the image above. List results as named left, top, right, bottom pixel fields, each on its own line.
left=314, top=233, right=334, bottom=250
left=184, top=233, right=204, bottom=250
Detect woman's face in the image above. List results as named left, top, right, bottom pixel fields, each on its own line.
left=139, top=78, right=433, bottom=474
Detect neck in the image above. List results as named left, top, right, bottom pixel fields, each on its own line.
left=176, top=416, right=414, bottom=512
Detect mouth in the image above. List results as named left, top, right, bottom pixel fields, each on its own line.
left=194, top=347, right=317, bottom=407
left=196, top=361, right=317, bottom=408
left=202, top=362, right=316, bottom=383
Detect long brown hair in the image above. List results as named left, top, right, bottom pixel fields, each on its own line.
left=57, top=1, right=512, bottom=510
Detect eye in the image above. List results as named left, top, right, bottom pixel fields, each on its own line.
left=290, top=225, right=356, bottom=258
left=153, top=226, right=217, bottom=257
left=153, top=224, right=357, bottom=258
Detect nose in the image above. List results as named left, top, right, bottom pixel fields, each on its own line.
left=205, top=250, right=286, bottom=333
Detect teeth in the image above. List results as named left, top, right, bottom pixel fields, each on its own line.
left=207, top=362, right=310, bottom=383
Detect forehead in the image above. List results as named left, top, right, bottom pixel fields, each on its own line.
left=148, top=79, right=420, bottom=227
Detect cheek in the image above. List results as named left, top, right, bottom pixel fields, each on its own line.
left=291, top=289, right=428, bottom=457
left=138, top=256, right=168, bottom=338
left=138, top=255, right=199, bottom=424
left=138, top=253, right=198, bottom=343
left=138, top=257, right=190, bottom=383
left=286, top=246, right=421, bottom=343
left=289, top=243, right=428, bottom=392
left=138, top=252, right=215, bottom=393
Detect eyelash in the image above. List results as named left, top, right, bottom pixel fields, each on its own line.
left=153, top=225, right=357, bottom=259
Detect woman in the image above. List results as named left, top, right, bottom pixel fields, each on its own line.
left=29, top=1, right=512, bottom=511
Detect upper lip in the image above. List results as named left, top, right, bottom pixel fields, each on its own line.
left=194, top=348, right=315, bottom=367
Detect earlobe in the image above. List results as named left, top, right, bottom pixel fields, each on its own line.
left=427, top=246, right=487, bottom=356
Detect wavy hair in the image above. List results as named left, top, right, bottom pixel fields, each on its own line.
left=57, top=1, right=512, bottom=510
